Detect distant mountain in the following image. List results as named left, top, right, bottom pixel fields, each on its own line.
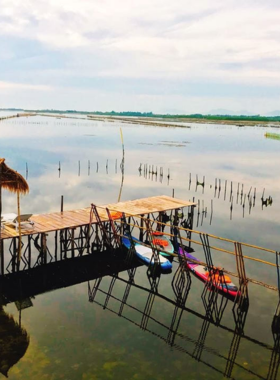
left=208, top=109, right=253, bottom=116
left=0, top=108, right=24, bottom=111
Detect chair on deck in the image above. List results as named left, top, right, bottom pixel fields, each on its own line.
left=10, top=214, right=35, bottom=231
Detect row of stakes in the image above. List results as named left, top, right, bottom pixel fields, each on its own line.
left=23, top=159, right=273, bottom=225
left=139, top=165, right=273, bottom=210
left=183, top=190, right=272, bottom=228
left=139, top=165, right=273, bottom=225
left=24, top=159, right=123, bottom=180
left=138, top=163, right=170, bottom=184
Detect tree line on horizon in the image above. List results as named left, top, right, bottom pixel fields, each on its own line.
left=1, top=108, right=280, bottom=122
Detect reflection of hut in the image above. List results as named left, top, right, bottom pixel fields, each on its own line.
left=0, top=306, right=30, bottom=378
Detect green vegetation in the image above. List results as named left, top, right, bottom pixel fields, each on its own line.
left=265, top=132, right=280, bottom=140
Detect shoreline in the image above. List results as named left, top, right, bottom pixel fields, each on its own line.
left=1, top=111, right=280, bottom=128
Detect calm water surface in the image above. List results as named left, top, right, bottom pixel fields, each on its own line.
left=0, top=112, right=280, bottom=379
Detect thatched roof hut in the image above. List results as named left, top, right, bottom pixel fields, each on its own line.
left=0, top=159, right=29, bottom=195
left=0, top=306, right=30, bottom=378
left=0, top=158, right=29, bottom=268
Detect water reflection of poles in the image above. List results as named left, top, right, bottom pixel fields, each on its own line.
left=195, top=175, right=205, bottom=194
left=88, top=270, right=273, bottom=380
left=224, top=180, right=227, bottom=201
left=218, top=179, right=221, bottom=198
left=168, top=248, right=192, bottom=346
left=224, top=296, right=249, bottom=378
left=230, top=197, right=233, bottom=220
left=210, top=199, right=213, bottom=225
left=118, top=268, right=136, bottom=316
left=142, top=218, right=161, bottom=330
left=237, top=183, right=239, bottom=204
left=267, top=251, right=280, bottom=380
left=200, top=233, right=228, bottom=323
left=141, top=270, right=159, bottom=330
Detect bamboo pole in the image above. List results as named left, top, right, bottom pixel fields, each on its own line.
left=17, top=184, right=22, bottom=268
left=118, top=128, right=125, bottom=202
left=0, top=164, right=2, bottom=274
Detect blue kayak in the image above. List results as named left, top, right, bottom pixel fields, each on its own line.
left=122, top=236, right=172, bottom=271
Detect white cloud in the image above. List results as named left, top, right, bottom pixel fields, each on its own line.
left=1, top=0, right=280, bottom=111
left=0, top=81, right=51, bottom=91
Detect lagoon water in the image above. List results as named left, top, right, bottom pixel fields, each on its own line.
left=0, top=112, right=280, bottom=379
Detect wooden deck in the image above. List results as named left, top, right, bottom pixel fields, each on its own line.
left=1, top=195, right=196, bottom=240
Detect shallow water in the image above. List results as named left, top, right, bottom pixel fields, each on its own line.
left=0, top=112, right=280, bottom=379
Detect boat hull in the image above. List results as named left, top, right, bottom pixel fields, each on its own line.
left=122, top=236, right=172, bottom=271
left=179, top=248, right=239, bottom=298
left=151, top=232, right=174, bottom=257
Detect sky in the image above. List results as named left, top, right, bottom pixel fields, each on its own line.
left=1, top=0, right=280, bottom=114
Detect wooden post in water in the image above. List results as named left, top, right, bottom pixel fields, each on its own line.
left=214, top=178, right=217, bottom=197
left=210, top=199, right=213, bottom=225
left=61, top=195, right=64, bottom=213
left=230, top=197, right=233, bottom=220
left=243, top=194, right=246, bottom=218
left=42, top=233, right=47, bottom=264
left=196, top=199, right=200, bottom=227
left=16, top=185, right=22, bottom=270
left=218, top=179, right=221, bottom=198
left=248, top=186, right=252, bottom=200
left=237, top=183, right=239, bottom=204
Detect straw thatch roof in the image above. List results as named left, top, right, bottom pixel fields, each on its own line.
left=0, top=158, right=29, bottom=194
left=0, top=306, right=30, bottom=378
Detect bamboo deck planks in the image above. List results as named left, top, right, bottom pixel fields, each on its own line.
left=0, top=195, right=196, bottom=240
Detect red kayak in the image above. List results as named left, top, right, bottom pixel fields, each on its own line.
left=178, top=247, right=240, bottom=298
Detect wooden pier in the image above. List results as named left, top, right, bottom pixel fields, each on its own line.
left=0, top=195, right=196, bottom=275
left=1, top=195, right=195, bottom=239
left=1, top=193, right=279, bottom=314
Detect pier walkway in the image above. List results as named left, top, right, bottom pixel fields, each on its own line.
left=1, top=195, right=195, bottom=239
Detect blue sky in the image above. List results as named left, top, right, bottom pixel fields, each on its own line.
left=1, top=0, right=280, bottom=114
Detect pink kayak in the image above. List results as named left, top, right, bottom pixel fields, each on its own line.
left=179, top=247, right=240, bottom=298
